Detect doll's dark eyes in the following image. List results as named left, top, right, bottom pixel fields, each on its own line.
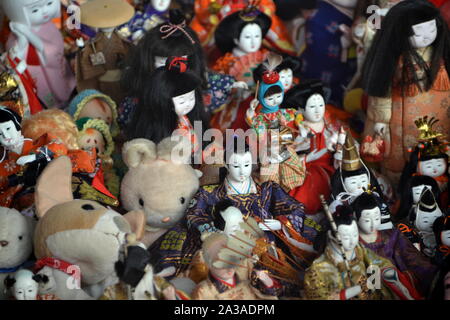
left=139, top=198, right=144, bottom=207
left=82, top=204, right=95, bottom=211
left=180, top=197, right=186, bottom=204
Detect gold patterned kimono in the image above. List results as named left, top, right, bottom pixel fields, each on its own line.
left=304, top=244, right=397, bottom=300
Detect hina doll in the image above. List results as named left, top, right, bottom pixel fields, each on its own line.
left=186, top=137, right=320, bottom=257
left=399, top=187, right=444, bottom=258
left=304, top=204, right=423, bottom=300
left=2, top=0, right=76, bottom=109
left=399, top=117, right=449, bottom=208
left=299, top=0, right=358, bottom=107
left=429, top=211, right=450, bottom=299
left=396, top=175, right=440, bottom=222
left=353, top=191, right=438, bottom=296
left=0, top=107, right=66, bottom=209
left=362, top=0, right=450, bottom=184
left=118, top=0, right=171, bottom=44
left=76, top=0, right=135, bottom=105
left=211, top=5, right=272, bottom=130
left=282, top=80, right=345, bottom=215
left=191, top=232, right=279, bottom=300
left=126, top=56, right=209, bottom=152
left=330, top=132, right=393, bottom=230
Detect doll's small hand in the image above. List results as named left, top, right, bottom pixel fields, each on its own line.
left=374, top=123, right=388, bottom=136
left=16, top=154, right=37, bottom=166
left=76, top=37, right=85, bottom=48
left=258, top=219, right=282, bottom=231
left=232, top=81, right=249, bottom=90
left=250, top=99, right=259, bottom=111
left=255, top=270, right=274, bottom=287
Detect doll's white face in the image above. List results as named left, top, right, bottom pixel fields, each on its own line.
left=263, top=91, right=283, bottom=108
left=343, top=173, right=369, bottom=195
left=13, top=271, right=38, bottom=300
left=336, top=221, right=359, bottom=252
left=412, top=185, right=432, bottom=204
left=279, top=69, right=294, bottom=91
left=0, top=120, right=21, bottom=149
left=172, top=90, right=196, bottom=117
left=303, top=94, right=325, bottom=123
left=234, top=23, right=262, bottom=54
left=78, top=129, right=106, bottom=155
left=221, top=207, right=244, bottom=236
left=227, top=152, right=253, bottom=183
left=151, top=0, right=171, bottom=12
left=441, top=230, right=450, bottom=247
left=25, top=0, right=60, bottom=27
left=415, top=208, right=442, bottom=232
left=409, top=19, right=438, bottom=49
left=209, top=240, right=236, bottom=281
left=418, top=158, right=447, bottom=178
left=330, top=0, right=358, bottom=8
left=358, top=207, right=381, bottom=235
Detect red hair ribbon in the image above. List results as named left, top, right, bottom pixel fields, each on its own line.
left=168, top=56, right=188, bottom=73
left=159, top=20, right=196, bottom=44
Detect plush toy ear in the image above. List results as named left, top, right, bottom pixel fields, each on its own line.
left=35, top=156, right=74, bottom=218
left=122, top=139, right=157, bottom=168
left=157, top=136, right=191, bottom=164
left=4, top=275, right=16, bottom=289
left=123, top=210, right=146, bottom=241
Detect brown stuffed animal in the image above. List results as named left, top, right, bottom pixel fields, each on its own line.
left=33, top=156, right=145, bottom=300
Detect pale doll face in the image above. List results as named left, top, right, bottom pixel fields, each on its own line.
left=209, top=240, right=236, bottom=281
left=409, top=19, right=438, bottom=49
left=78, top=99, right=113, bottom=126
left=151, top=0, right=171, bottom=12
left=0, top=120, right=21, bottom=149
left=221, top=207, right=244, bottom=236
left=25, top=0, right=60, bottom=27
left=412, top=185, right=432, bottom=204
left=279, top=69, right=294, bottom=91
left=13, top=272, right=38, bottom=300
left=172, top=90, right=196, bottom=117
left=358, top=207, right=381, bottom=235
left=343, top=174, right=369, bottom=195
left=418, top=158, right=447, bottom=178
left=227, top=152, right=253, bottom=183
left=78, top=129, right=106, bottom=155
left=234, top=23, right=262, bottom=54
left=441, top=230, right=450, bottom=247
left=336, top=221, right=359, bottom=252
left=263, top=91, right=283, bottom=108
left=303, top=94, right=325, bottom=123
left=415, top=208, right=442, bottom=232
left=330, top=0, right=357, bottom=8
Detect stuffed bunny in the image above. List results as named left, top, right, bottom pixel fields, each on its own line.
left=0, top=207, right=34, bottom=300
left=33, top=156, right=146, bottom=300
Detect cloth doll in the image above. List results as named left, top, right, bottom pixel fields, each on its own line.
left=0, top=107, right=67, bottom=210
left=210, top=5, right=272, bottom=131
left=68, top=89, right=120, bottom=138
left=398, top=187, right=444, bottom=258
left=191, top=0, right=295, bottom=56
left=126, top=56, right=209, bottom=152
left=362, top=0, right=450, bottom=185
left=76, top=0, right=135, bottom=105
left=281, top=80, right=345, bottom=215
left=191, top=232, right=279, bottom=300
left=0, top=207, right=35, bottom=300
left=353, top=191, right=438, bottom=296
left=304, top=204, right=422, bottom=300
left=2, top=0, right=76, bottom=109
left=330, top=132, right=393, bottom=230
left=118, top=0, right=171, bottom=44
left=299, top=0, right=358, bottom=107
left=399, top=117, right=449, bottom=209
left=396, top=175, right=440, bottom=223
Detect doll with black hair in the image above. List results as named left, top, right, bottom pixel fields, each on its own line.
left=396, top=175, right=440, bottom=223
left=304, top=204, right=420, bottom=300
left=126, top=56, right=209, bottom=152
left=330, top=132, right=393, bottom=230
left=353, top=191, right=437, bottom=296
left=398, top=117, right=449, bottom=209
left=362, top=0, right=450, bottom=185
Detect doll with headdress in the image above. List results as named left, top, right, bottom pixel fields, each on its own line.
left=362, top=0, right=450, bottom=185
left=1, top=0, right=76, bottom=109
left=330, top=132, right=393, bottom=230
left=76, top=0, right=135, bottom=105
left=353, top=191, right=437, bottom=296
left=399, top=117, right=449, bottom=209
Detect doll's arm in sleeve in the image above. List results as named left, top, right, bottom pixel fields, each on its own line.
left=366, top=96, right=392, bottom=124
left=186, top=189, right=216, bottom=233
left=269, top=183, right=305, bottom=232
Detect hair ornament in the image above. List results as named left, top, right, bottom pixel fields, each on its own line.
left=159, top=20, right=196, bottom=44
left=239, top=0, right=262, bottom=22
left=167, top=56, right=188, bottom=73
